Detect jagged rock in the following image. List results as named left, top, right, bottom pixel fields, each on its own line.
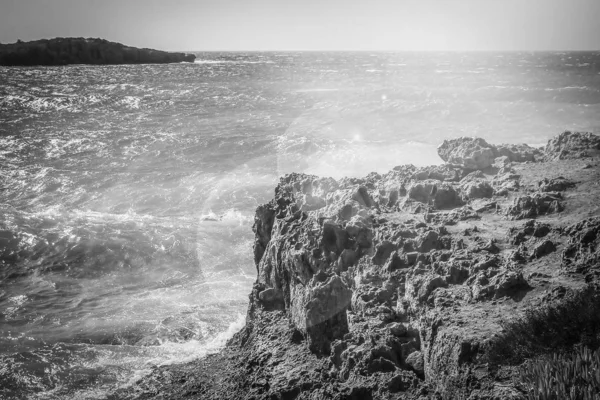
left=471, top=270, right=529, bottom=300
left=383, top=251, right=407, bottom=272
left=544, top=131, right=600, bottom=160
left=493, top=156, right=512, bottom=169
left=253, top=204, right=276, bottom=266
left=509, top=220, right=552, bottom=245
left=411, top=165, right=462, bottom=182
left=388, top=322, right=408, bottom=337
left=296, top=275, right=353, bottom=353
left=506, top=193, right=563, bottom=220
left=460, top=179, right=493, bottom=200
left=494, top=143, right=542, bottom=162
left=121, top=132, right=600, bottom=400
left=437, top=137, right=496, bottom=170
left=562, top=217, right=600, bottom=277
left=531, top=240, right=557, bottom=259
left=538, top=177, right=576, bottom=192
left=258, top=287, right=284, bottom=305
left=405, top=273, right=447, bottom=306
left=407, top=180, right=463, bottom=209
left=351, top=186, right=375, bottom=208
left=492, top=172, right=521, bottom=196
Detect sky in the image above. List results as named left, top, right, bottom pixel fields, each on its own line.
left=0, top=0, right=599, bottom=51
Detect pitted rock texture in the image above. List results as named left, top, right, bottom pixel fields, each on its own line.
left=437, top=137, right=497, bottom=170
left=494, top=143, right=542, bottom=163
left=122, top=131, right=600, bottom=400
left=544, top=131, right=600, bottom=160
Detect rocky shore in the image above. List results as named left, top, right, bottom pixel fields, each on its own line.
left=0, top=38, right=195, bottom=66
left=117, top=131, right=600, bottom=400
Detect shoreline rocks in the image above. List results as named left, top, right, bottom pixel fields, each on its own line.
left=121, top=131, right=600, bottom=399
left=0, top=37, right=196, bottom=66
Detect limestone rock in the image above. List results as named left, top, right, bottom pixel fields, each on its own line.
left=538, top=177, right=576, bottom=192
left=405, top=351, right=424, bottom=374
left=437, top=137, right=496, bottom=170
left=506, top=193, right=563, bottom=220
left=562, top=217, right=600, bottom=276
left=544, top=131, right=600, bottom=160
left=531, top=240, right=556, bottom=259
left=460, top=178, right=493, bottom=200
left=407, top=180, right=463, bottom=209
left=494, top=143, right=542, bottom=162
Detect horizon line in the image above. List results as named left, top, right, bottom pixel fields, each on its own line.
left=1, top=38, right=598, bottom=53
left=182, top=49, right=600, bottom=53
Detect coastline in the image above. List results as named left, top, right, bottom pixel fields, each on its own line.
left=117, top=131, right=600, bottom=400
left=0, top=38, right=196, bottom=66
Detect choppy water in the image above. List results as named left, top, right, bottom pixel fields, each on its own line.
left=1, top=52, right=599, bottom=399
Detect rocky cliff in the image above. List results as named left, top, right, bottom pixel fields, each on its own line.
left=0, top=38, right=195, bottom=66
left=121, top=131, right=600, bottom=400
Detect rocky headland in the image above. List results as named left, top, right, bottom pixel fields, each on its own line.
left=118, top=131, right=600, bottom=400
left=0, top=38, right=196, bottom=66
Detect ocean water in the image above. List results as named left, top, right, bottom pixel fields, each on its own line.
left=1, top=52, right=599, bottom=398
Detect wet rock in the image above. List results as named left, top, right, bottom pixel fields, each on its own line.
left=544, top=131, right=600, bottom=160
left=437, top=137, right=496, bottom=170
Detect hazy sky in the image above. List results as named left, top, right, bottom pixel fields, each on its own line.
left=1, top=0, right=599, bottom=51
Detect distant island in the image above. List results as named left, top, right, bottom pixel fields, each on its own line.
left=0, top=37, right=196, bottom=66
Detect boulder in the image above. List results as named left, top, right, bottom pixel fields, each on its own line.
left=544, top=131, right=600, bottom=160
left=460, top=179, right=493, bottom=200
left=538, top=177, right=576, bottom=192
left=405, top=351, right=425, bottom=374
left=506, top=193, right=563, bottom=220
left=437, top=137, right=496, bottom=170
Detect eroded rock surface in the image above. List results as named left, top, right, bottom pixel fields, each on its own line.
left=437, top=137, right=496, bottom=170
left=544, top=131, right=600, bottom=160
left=122, top=131, right=600, bottom=400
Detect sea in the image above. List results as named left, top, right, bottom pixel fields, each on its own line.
left=1, top=52, right=599, bottom=399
